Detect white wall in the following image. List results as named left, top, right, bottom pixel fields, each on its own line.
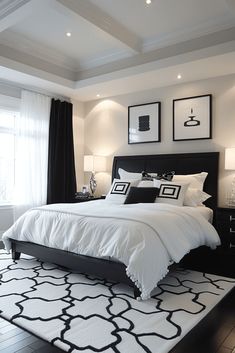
left=83, top=74, right=235, bottom=205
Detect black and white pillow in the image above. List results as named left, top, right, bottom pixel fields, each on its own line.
left=106, top=179, right=139, bottom=203
left=142, top=171, right=175, bottom=181
left=124, top=187, right=159, bottom=204
left=154, top=180, right=189, bottom=206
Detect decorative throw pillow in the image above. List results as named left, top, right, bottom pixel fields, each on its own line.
left=154, top=180, right=189, bottom=206
left=105, top=179, right=139, bottom=203
left=183, top=188, right=211, bottom=207
left=142, top=171, right=175, bottom=181
left=124, top=187, right=159, bottom=204
left=173, top=172, right=208, bottom=191
left=118, top=168, right=142, bottom=180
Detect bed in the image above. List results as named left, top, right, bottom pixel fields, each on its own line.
left=2, top=152, right=220, bottom=299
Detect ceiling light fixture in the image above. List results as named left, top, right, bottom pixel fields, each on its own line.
left=177, top=74, right=182, bottom=79
left=66, top=32, right=71, bottom=37
left=146, top=0, right=152, bottom=4
left=96, top=94, right=100, bottom=97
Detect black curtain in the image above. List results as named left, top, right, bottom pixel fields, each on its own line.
left=47, top=99, right=76, bottom=204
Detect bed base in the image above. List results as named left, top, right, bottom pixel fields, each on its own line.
left=10, top=239, right=141, bottom=299
left=10, top=151, right=219, bottom=300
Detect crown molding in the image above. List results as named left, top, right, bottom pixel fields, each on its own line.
left=0, top=30, right=78, bottom=71
left=0, top=0, right=31, bottom=20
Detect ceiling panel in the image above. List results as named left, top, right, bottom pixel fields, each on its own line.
left=8, top=3, right=133, bottom=68
left=89, top=0, right=234, bottom=45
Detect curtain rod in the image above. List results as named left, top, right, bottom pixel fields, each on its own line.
left=0, top=80, right=71, bottom=103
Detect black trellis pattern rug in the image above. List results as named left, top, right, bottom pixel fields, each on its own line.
left=0, top=250, right=234, bottom=353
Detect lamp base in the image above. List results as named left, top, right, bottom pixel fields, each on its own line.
left=226, top=176, right=235, bottom=207
left=90, top=172, right=97, bottom=196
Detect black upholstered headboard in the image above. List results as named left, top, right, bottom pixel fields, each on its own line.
left=112, top=152, right=219, bottom=211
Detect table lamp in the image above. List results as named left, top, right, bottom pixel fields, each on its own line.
left=225, top=148, right=235, bottom=206
left=84, top=155, right=106, bottom=195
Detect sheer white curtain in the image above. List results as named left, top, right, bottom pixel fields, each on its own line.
left=14, top=90, right=51, bottom=220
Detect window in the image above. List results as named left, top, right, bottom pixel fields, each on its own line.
left=0, top=108, right=19, bottom=204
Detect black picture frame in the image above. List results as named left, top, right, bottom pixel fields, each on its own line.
left=173, top=94, right=212, bottom=141
left=128, top=101, right=161, bottom=144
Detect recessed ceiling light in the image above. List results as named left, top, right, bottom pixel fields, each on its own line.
left=177, top=74, right=182, bottom=79
left=66, top=32, right=71, bottom=37
left=96, top=94, right=100, bottom=97
left=146, top=0, right=152, bottom=4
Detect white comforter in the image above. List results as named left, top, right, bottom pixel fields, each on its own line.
left=2, top=201, right=220, bottom=299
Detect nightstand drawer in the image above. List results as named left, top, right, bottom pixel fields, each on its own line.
left=216, top=207, right=235, bottom=251
left=216, top=221, right=235, bottom=235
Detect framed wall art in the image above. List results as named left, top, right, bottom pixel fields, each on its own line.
left=128, top=101, right=161, bottom=144
left=173, top=94, right=212, bottom=141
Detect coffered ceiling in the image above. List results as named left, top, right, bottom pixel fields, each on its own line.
left=0, top=0, right=235, bottom=101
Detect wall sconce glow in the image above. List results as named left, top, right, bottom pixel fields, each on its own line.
left=96, top=94, right=100, bottom=98
left=66, top=32, right=71, bottom=37
left=177, top=74, right=182, bottom=79
left=146, top=0, right=151, bottom=4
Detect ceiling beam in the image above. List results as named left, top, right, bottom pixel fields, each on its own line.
left=0, top=0, right=34, bottom=32
left=55, top=0, right=142, bottom=53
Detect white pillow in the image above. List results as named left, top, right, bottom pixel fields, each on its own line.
left=118, top=168, right=142, bottom=180
left=154, top=180, right=189, bottom=206
left=184, top=188, right=211, bottom=207
left=105, top=179, right=139, bottom=203
left=138, top=180, right=154, bottom=187
left=173, top=172, right=208, bottom=191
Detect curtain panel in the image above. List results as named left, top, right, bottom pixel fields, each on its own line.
left=47, top=99, right=76, bottom=204
left=14, top=90, right=51, bottom=220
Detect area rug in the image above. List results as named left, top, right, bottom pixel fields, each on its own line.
left=0, top=250, right=234, bottom=353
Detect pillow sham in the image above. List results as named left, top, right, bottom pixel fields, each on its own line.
left=105, top=179, right=139, bottom=203
left=154, top=180, right=189, bottom=206
left=183, top=188, right=211, bottom=207
left=118, top=168, right=142, bottom=180
left=142, top=170, right=175, bottom=181
left=173, top=172, right=208, bottom=191
left=124, top=187, right=159, bottom=204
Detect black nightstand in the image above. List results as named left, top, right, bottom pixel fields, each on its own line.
left=213, top=207, right=235, bottom=277
left=181, top=207, right=235, bottom=278
left=216, top=207, right=235, bottom=251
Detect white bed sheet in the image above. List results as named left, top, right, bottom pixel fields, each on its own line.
left=2, top=200, right=220, bottom=299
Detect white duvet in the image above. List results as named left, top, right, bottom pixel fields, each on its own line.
left=2, top=200, right=220, bottom=299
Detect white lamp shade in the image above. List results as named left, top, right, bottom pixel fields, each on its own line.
left=84, top=155, right=94, bottom=172
left=225, top=148, right=235, bottom=170
left=84, top=155, right=106, bottom=172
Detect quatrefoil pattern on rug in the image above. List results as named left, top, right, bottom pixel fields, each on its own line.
left=0, top=250, right=234, bottom=353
